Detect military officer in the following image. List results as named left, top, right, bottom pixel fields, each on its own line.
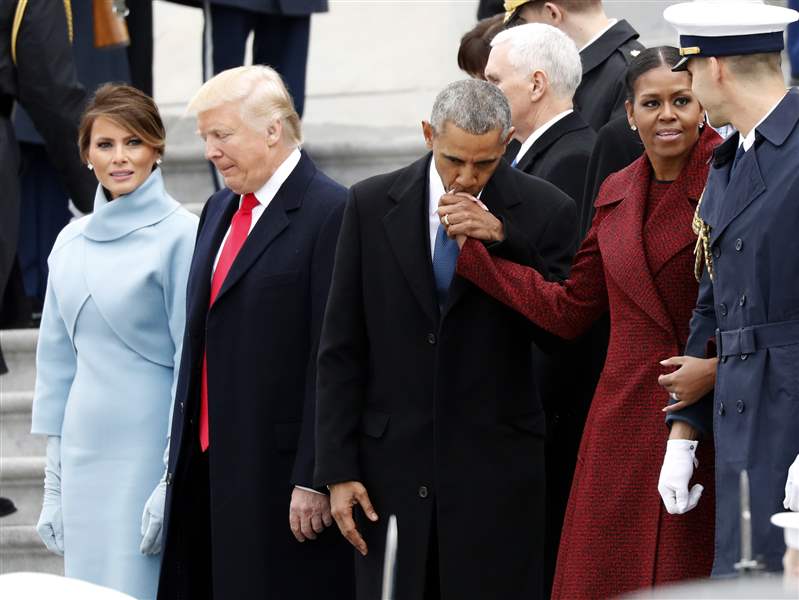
left=0, top=0, right=94, bottom=372
left=658, top=0, right=799, bottom=577
left=504, top=0, right=645, bottom=132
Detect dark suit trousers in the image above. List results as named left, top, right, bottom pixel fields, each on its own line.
left=205, top=5, right=311, bottom=117
left=424, top=505, right=440, bottom=600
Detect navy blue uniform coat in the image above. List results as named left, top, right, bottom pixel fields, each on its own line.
left=158, top=152, right=354, bottom=599
left=669, top=90, right=799, bottom=575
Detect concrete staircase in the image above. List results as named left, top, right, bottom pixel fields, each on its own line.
left=0, top=116, right=425, bottom=575
left=0, top=329, right=61, bottom=575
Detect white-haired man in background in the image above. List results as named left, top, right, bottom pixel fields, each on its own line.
left=157, top=65, right=354, bottom=600
left=485, top=23, right=595, bottom=597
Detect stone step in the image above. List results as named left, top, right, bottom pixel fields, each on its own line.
left=0, top=329, right=37, bottom=393
left=0, top=391, right=43, bottom=458
left=0, top=457, right=45, bottom=528
left=0, top=525, right=63, bottom=575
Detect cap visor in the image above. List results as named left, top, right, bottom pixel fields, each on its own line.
left=672, top=56, right=690, bottom=71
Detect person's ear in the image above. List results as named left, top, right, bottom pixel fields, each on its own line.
left=422, top=120, right=435, bottom=150
left=625, top=99, right=637, bottom=131
left=542, top=2, right=563, bottom=25
left=503, top=126, right=516, bottom=146
left=709, top=57, right=723, bottom=84
left=530, top=70, right=548, bottom=102
left=266, top=119, right=283, bottom=146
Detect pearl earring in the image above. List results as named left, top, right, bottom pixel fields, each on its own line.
left=156, top=158, right=162, bottom=165
left=698, top=122, right=705, bottom=129
left=630, top=124, right=637, bottom=132
left=87, top=163, right=94, bottom=171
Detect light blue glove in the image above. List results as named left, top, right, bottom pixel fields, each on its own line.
left=36, top=436, right=64, bottom=555
left=140, top=442, right=169, bottom=555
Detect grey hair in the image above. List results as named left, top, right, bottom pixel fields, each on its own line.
left=430, top=79, right=512, bottom=138
left=491, top=23, right=582, bottom=99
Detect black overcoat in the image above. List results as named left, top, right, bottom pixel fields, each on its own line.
left=668, top=90, right=799, bottom=576
left=158, top=152, right=354, bottom=599
left=514, top=110, right=596, bottom=595
left=574, top=19, right=644, bottom=132
left=315, top=154, right=577, bottom=600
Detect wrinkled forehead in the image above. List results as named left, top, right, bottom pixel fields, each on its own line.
left=196, top=102, right=243, bottom=132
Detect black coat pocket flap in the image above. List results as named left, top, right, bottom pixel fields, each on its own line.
left=274, top=422, right=301, bottom=451
left=360, top=409, right=390, bottom=439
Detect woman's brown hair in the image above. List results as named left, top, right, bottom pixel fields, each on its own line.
left=78, top=83, right=166, bottom=163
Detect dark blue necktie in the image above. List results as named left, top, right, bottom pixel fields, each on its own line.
left=432, top=223, right=459, bottom=310
left=730, top=144, right=746, bottom=177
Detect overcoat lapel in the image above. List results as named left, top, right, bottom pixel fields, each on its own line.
left=597, top=158, right=676, bottom=337
left=187, top=190, right=238, bottom=329
left=383, top=154, right=439, bottom=325
left=645, top=129, right=718, bottom=277
left=443, top=160, right=520, bottom=319
left=597, top=128, right=721, bottom=337
left=212, top=152, right=314, bottom=305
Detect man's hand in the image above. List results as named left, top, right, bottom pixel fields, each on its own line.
left=329, top=481, right=378, bottom=556
left=289, top=487, right=334, bottom=542
left=437, top=192, right=503, bottom=245
left=658, top=439, right=703, bottom=514
left=784, top=453, right=799, bottom=511
left=658, top=356, right=718, bottom=412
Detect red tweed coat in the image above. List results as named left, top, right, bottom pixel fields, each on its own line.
left=458, top=128, right=720, bottom=599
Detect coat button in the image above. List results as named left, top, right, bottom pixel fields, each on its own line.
left=719, top=303, right=728, bottom=316
left=712, top=246, right=721, bottom=259
left=740, top=353, right=748, bottom=361
left=739, top=295, right=746, bottom=307
left=721, top=355, right=727, bottom=364
left=418, top=485, right=429, bottom=499
left=735, top=238, right=743, bottom=252
left=426, top=333, right=437, bottom=345
left=736, top=400, right=745, bottom=413
left=166, top=472, right=174, bottom=486
left=179, top=401, right=185, bottom=412
left=718, top=401, right=725, bottom=416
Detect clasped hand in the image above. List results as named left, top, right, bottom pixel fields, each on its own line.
left=658, top=355, right=717, bottom=412
left=289, top=487, right=334, bottom=542
left=437, top=192, right=503, bottom=248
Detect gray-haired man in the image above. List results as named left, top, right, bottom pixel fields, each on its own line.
left=314, top=79, right=577, bottom=600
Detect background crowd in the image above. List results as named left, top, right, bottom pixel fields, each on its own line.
left=1, top=1, right=799, bottom=599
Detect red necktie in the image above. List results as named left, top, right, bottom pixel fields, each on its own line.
left=199, top=193, right=259, bottom=451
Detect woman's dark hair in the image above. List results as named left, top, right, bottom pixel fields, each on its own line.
left=457, top=14, right=505, bottom=78
left=624, top=46, right=683, bottom=101
left=78, top=83, right=166, bottom=163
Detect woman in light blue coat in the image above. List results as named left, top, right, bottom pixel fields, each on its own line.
left=30, top=84, right=198, bottom=599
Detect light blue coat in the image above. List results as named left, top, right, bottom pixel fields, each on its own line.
left=31, top=169, right=198, bottom=599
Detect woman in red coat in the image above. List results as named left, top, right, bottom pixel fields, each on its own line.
left=442, top=47, right=720, bottom=599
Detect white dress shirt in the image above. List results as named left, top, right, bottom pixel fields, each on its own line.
left=212, top=148, right=302, bottom=272
left=513, top=109, right=574, bottom=166
left=739, top=91, right=787, bottom=151
left=580, top=19, right=618, bottom=52
left=428, top=157, right=447, bottom=259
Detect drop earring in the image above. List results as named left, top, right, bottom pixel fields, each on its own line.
left=87, top=163, right=94, bottom=171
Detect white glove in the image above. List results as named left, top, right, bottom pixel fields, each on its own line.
left=658, top=439, right=704, bottom=515
left=140, top=442, right=169, bottom=555
left=36, top=436, right=64, bottom=555
left=784, top=453, right=799, bottom=511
